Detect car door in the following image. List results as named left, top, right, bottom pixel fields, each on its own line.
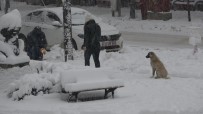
left=43, top=11, right=64, bottom=49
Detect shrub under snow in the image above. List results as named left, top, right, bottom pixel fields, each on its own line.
left=7, top=73, right=60, bottom=101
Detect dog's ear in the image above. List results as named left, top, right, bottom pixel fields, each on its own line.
left=150, top=52, right=155, bottom=56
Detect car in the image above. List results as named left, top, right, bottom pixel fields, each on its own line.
left=172, top=0, right=203, bottom=11
left=20, top=7, right=123, bottom=52
left=194, top=0, right=203, bottom=10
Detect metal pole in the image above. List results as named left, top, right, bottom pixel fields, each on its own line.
left=187, top=0, right=191, bottom=22
left=130, top=0, right=135, bottom=19
left=63, top=0, right=74, bottom=61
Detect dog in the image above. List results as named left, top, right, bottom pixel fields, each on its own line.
left=40, top=48, right=46, bottom=59
left=146, top=52, right=169, bottom=79
left=40, top=48, right=46, bottom=55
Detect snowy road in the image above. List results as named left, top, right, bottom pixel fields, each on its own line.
left=122, top=31, right=188, bottom=44
left=122, top=31, right=203, bottom=49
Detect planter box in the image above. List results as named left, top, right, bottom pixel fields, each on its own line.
left=147, top=11, right=172, bottom=21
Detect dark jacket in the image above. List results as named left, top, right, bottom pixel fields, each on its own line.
left=27, top=29, right=47, bottom=49
left=84, top=19, right=101, bottom=50
left=27, top=28, right=47, bottom=60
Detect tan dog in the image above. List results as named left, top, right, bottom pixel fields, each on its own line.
left=146, top=52, right=169, bottom=79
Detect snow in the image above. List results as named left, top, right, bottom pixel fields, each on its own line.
left=63, top=79, right=123, bottom=92
left=38, top=7, right=99, bottom=25
left=0, top=1, right=203, bottom=114
left=188, top=26, right=202, bottom=45
left=0, top=9, right=21, bottom=30
left=0, top=38, right=29, bottom=64
left=60, top=68, right=124, bottom=92
left=0, top=9, right=30, bottom=64
left=7, top=73, right=56, bottom=100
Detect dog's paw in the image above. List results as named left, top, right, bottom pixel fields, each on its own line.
left=150, top=76, right=154, bottom=78
left=155, top=77, right=161, bottom=79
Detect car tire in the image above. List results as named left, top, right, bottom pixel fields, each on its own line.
left=195, top=2, right=203, bottom=11
left=18, top=33, right=28, bottom=52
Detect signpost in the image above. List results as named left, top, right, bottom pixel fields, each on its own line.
left=187, top=0, right=191, bottom=22
left=63, top=0, right=74, bottom=61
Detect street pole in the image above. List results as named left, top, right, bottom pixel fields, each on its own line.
left=187, top=0, right=191, bottom=22
left=63, top=0, right=74, bottom=61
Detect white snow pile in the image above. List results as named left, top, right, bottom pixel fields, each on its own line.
left=5, top=60, right=77, bottom=101
left=0, top=39, right=29, bottom=64
left=60, top=68, right=124, bottom=92
left=6, top=61, right=61, bottom=101
left=6, top=72, right=60, bottom=101
left=188, top=26, right=202, bottom=46
left=0, top=9, right=22, bottom=30
left=0, top=9, right=29, bottom=64
left=43, top=44, right=65, bottom=61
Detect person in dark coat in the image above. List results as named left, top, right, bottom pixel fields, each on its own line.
left=27, top=26, right=47, bottom=60
left=82, top=15, right=101, bottom=68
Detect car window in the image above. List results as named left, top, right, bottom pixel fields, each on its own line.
left=25, top=11, right=44, bottom=23
left=45, top=12, right=61, bottom=24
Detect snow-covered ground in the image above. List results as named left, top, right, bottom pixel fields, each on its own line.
left=0, top=1, right=203, bottom=114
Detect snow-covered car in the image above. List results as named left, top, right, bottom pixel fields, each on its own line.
left=172, top=0, right=203, bottom=11
left=20, top=7, right=123, bottom=52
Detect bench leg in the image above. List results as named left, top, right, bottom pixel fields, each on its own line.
left=67, top=93, right=72, bottom=102
left=104, top=88, right=117, bottom=99
left=112, top=90, right=115, bottom=98
left=74, top=92, right=79, bottom=102
left=67, top=92, right=79, bottom=102
left=104, top=89, right=108, bottom=99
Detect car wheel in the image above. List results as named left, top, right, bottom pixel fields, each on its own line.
left=18, top=33, right=28, bottom=52
left=195, top=2, right=203, bottom=11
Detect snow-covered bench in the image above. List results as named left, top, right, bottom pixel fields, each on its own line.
left=60, top=68, right=124, bottom=102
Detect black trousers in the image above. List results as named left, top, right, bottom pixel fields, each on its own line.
left=27, top=46, right=42, bottom=61
left=84, top=48, right=100, bottom=68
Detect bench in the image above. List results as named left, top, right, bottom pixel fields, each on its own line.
left=60, top=68, right=124, bottom=102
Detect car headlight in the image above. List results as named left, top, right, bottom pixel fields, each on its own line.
left=78, top=34, right=84, bottom=39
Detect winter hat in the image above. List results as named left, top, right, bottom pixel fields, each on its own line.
left=85, top=15, right=93, bottom=23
